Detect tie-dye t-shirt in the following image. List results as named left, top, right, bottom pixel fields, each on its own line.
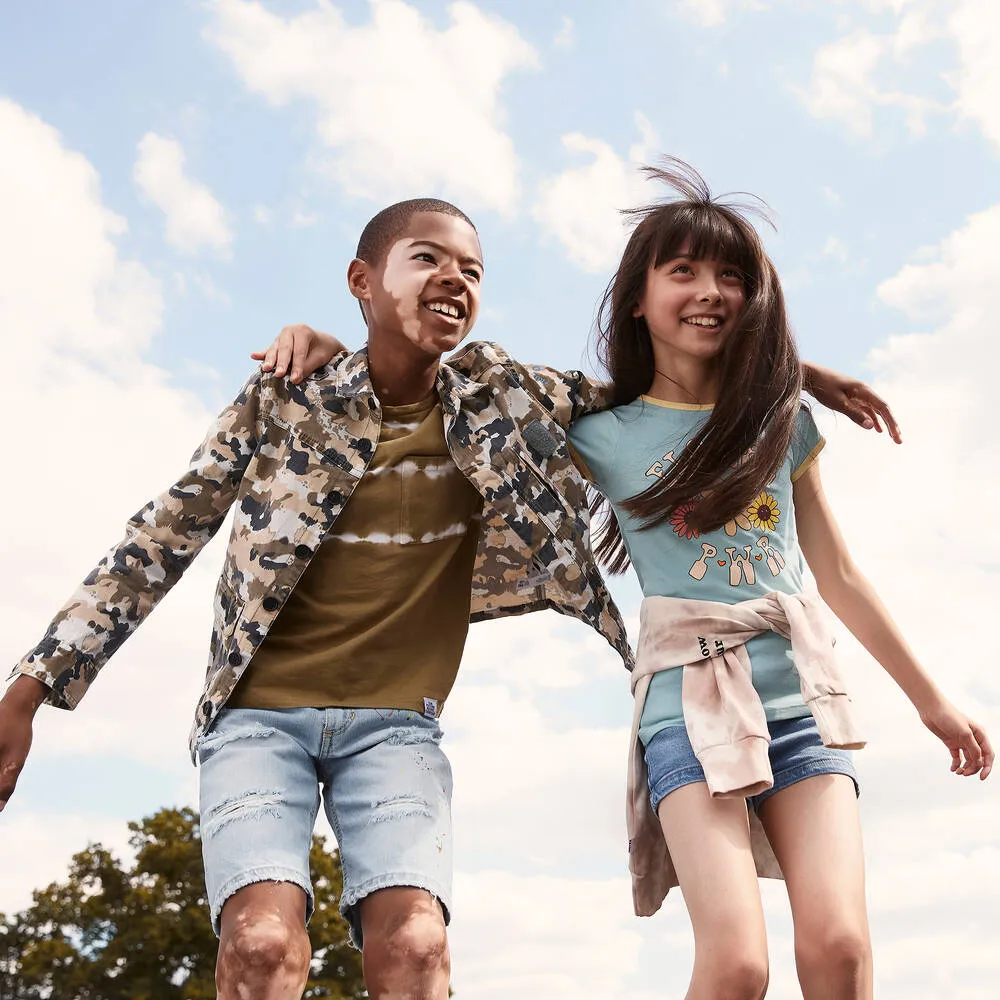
left=569, top=397, right=824, bottom=744
left=232, top=394, right=483, bottom=713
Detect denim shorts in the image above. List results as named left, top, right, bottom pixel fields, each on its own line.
left=196, top=706, right=453, bottom=949
left=645, top=714, right=859, bottom=814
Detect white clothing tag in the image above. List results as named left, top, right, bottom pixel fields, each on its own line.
left=422, top=697, right=438, bottom=719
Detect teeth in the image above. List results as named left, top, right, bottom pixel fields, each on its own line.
left=684, top=316, right=721, bottom=328
left=427, top=302, right=459, bottom=318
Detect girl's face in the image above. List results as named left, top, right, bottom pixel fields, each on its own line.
left=632, top=239, right=746, bottom=367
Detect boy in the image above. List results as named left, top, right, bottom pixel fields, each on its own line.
left=0, top=199, right=895, bottom=1000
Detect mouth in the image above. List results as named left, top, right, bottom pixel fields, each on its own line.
left=681, top=314, right=724, bottom=329
left=423, top=298, right=466, bottom=324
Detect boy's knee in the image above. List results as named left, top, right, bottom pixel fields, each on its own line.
left=218, top=910, right=312, bottom=990
left=364, top=898, right=450, bottom=984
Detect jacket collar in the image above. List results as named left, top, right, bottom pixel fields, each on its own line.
left=331, top=343, right=491, bottom=404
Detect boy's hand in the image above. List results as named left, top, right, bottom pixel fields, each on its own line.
left=919, top=698, right=993, bottom=779
left=251, top=325, right=347, bottom=384
left=0, top=676, right=48, bottom=812
left=802, top=363, right=902, bottom=444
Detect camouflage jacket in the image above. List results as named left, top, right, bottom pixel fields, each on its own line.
left=14, top=341, right=632, bottom=756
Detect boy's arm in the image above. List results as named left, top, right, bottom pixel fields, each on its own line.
left=802, top=362, right=902, bottom=443
left=793, top=461, right=992, bottom=779
left=250, top=327, right=902, bottom=441
left=8, top=370, right=264, bottom=711
left=1, top=372, right=264, bottom=810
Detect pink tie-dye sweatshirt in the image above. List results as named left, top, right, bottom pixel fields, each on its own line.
left=627, top=591, right=865, bottom=917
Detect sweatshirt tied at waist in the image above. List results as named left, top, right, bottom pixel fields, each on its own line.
left=627, top=591, right=865, bottom=918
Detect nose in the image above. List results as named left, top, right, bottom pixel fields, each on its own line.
left=438, top=259, right=466, bottom=288
left=697, top=276, right=723, bottom=303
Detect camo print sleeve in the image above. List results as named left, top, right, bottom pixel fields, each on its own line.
left=12, top=371, right=264, bottom=710
left=513, top=360, right=614, bottom=428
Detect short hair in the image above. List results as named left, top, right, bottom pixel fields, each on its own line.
left=356, top=198, right=476, bottom=266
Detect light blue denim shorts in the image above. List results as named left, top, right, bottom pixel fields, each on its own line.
left=196, top=706, right=453, bottom=948
left=645, top=715, right=859, bottom=814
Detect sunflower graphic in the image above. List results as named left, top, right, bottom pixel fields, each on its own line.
left=670, top=502, right=700, bottom=540
left=747, top=492, right=780, bottom=531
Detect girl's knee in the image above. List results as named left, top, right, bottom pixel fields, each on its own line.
left=695, top=947, right=769, bottom=1000
left=796, top=922, right=871, bottom=981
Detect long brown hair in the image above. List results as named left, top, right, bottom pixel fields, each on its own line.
left=592, top=158, right=802, bottom=574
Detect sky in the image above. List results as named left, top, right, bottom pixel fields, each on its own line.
left=0, top=0, right=998, bottom=996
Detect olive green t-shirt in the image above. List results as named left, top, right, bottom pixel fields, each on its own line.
left=231, top=394, right=483, bottom=714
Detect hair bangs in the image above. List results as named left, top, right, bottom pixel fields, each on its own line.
left=648, top=203, right=761, bottom=288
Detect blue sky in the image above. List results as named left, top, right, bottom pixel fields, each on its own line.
left=1, top=2, right=998, bottom=997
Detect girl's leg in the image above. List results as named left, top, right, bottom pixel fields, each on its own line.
left=757, top=774, right=872, bottom=1000
left=658, top=783, right=770, bottom=1000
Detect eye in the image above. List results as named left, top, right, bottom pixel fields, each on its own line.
left=721, top=267, right=744, bottom=282
left=462, top=267, right=481, bottom=282
left=413, top=251, right=436, bottom=263
left=670, top=263, right=693, bottom=275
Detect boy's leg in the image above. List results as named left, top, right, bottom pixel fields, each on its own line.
left=216, top=882, right=312, bottom=1000
left=323, top=708, right=453, bottom=1000
left=757, top=774, right=872, bottom=1000
left=658, top=784, right=770, bottom=1000
left=197, top=708, right=322, bottom=1000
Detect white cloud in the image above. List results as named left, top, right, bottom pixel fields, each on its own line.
left=554, top=15, right=575, bottom=48
left=203, top=0, right=538, bottom=215
left=802, top=28, right=939, bottom=137
left=0, top=100, right=225, bottom=804
left=797, top=0, right=1000, bottom=151
left=823, top=235, right=849, bottom=261
left=133, top=132, right=232, bottom=255
left=533, top=112, right=659, bottom=272
left=948, top=0, right=1000, bottom=148
left=673, top=0, right=770, bottom=28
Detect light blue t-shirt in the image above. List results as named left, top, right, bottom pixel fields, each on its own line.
left=569, top=396, right=825, bottom=744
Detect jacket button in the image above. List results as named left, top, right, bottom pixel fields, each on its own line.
left=294, top=544, right=311, bottom=559
left=228, top=651, right=242, bottom=666
left=262, top=596, right=280, bottom=612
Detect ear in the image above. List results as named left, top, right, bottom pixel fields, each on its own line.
left=347, top=258, right=372, bottom=303
left=631, top=301, right=645, bottom=319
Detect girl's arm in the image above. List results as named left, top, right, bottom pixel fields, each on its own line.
left=251, top=324, right=347, bottom=382
left=793, top=461, right=993, bottom=779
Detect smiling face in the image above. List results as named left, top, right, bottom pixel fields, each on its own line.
left=350, top=211, right=483, bottom=360
left=633, top=239, right=747, bottom=370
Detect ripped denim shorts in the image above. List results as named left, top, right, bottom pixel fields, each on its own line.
left=196, top=706, right=453, bottom=948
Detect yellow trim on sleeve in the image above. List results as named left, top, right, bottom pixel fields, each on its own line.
left=791, top=436, right=826, bottom=483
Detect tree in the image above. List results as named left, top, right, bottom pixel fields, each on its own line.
left=0, top=807, right=364, bottom=999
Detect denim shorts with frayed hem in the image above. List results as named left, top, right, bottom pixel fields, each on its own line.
left=645, top=714, right=859, bottom=815
left=196, top=706, right=453, bottom=949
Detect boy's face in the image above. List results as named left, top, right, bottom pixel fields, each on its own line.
left=352, top=212, right=483, bottom=359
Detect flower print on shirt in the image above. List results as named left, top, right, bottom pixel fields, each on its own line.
left=747, top=491, right=780, bottom=531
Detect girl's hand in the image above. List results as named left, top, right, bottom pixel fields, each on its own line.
left=250, top=324, right=348, bottom=383
left=802, top=363, right=902, bottom=444
left=918, top=698, right=993, bottom=779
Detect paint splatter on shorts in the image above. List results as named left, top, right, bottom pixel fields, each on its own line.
left=196, top=706, right=453, bottom=948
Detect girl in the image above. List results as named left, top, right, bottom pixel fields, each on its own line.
left=253, top=162, right=991, bottom=998
left=567, top=160, right=992, bottom=1000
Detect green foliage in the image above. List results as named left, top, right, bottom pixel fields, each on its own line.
left=0, top=807, right=364, bottom=999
